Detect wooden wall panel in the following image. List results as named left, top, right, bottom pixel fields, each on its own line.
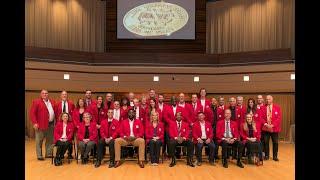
left=105, top=0, right=206, bottom=53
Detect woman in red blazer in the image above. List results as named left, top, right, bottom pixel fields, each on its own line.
left=53, top=112, right=74, bottom=166
left=246, top=98, right=263, bottom=128
left=145, top=111, right=164, bottom=165
left=77, top=112, right=98, bottom=164
left=120, top=96, right=130, bottom=120
left=72, top=98, right=87, bottom=129
left=145, top=98, right=163, bottom=127
left=240, top=113, right=263, bottom=165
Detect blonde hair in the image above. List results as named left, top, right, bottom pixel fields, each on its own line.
left=243, top=114, right=257, bottom=132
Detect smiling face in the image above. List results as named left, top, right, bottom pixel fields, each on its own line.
left=85, top=90, right=92, bottom=99
left=106, top=93, right=113, bottom=102
left=191, top=94, right=198, bottom=103
left=61, top=91, right=68, bottom=101
left=83, top=113, right=91, bottom=124
left=150, top=99, right=156, bottom=108
left=107, top=109, right=113, bottom=119
left=61, top=113, right=69, bottom=123
left=40, top=90, right=48, bottom=100
left=176, top=112, right=182, bottom=122
left=224, top=109, right=231, bottom=120
left=128, top=109, right=135, bottom=120
left=246, top=114, right=253, bottom=124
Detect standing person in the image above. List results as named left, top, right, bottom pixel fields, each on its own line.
left=177, top=93, right=193, bottom=125
left=216, top=109, right=244, bottom=168
left=261, top=95, right=282, bottom=161
left=120, top=96, right=130, bottom=120
left=192, top=112, right=215, bottom=166
left=72, top=98, right=87, bottom=130
left=145, top=98, right=163, bottom=126
left=114, top=109, right=145, bottom=168
left=77, top=112, right=98, bottom=164
left=128, top=92, right=135, bottom=107
left=256, top=95, right=265, bottom=154
left=104, top=93, right=114, bottom=111
left=190, top=94, right=203, bottom=125
left=145, top=111, right=164, bottom=165
left=168, top=112, right=195, bottom=167
left=53, top=113, right=74, bottom=166
left=84, top=90, right=96, bottom=107
left=210, top=97, right=219, bottom=159
left=113, top=101, right=124, bottom=121
left=95, top=109, right=120, bottom=168
left=236, top=96, right=246, bottom=124
left=29, top=89, right=56, bottom=160
left=246, top=98, right=262, bottom=127
left=217, top=97, right=226, bottom=121
left=55, top=90, right=75, bottom=121
left=240, top=114, right=263, bottom=165
left=88, top=96, right=107, bottom=134
left=197, top=88, right=211, bottom=112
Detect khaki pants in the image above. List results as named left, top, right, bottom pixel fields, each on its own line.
left=35, top=122, right=54, bottom=158
left=115, top=138, right=145, bottom=161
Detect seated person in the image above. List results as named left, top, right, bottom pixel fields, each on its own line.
left=240, top=113, right=263, bottom=165
left=77, top=112, right=98, bottom=164
left=192, top=112, right=215, bottom=166
left=216, top=109, right=244, bottom=168
left=168, top=112, right=194, bottom=167
left=53, top=112, right=74, bottom=166
left=145, top=111, right=164, bottom=165
left=95, top=109, right=120, bottom=168
left=114, top=109, right=145, bottom=168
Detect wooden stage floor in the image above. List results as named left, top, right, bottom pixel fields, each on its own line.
left=25, top=139, right=294, bottom=180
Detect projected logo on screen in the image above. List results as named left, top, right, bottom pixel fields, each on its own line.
left=123, top=2, right=189, bottom=37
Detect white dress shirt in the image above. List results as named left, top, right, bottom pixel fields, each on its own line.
left=61, top=123, right=67, bottom=139
left=130, top=101, right=134, bottom=107
left=200, top=121, right=207, bottom=139
left=201, top=99, right=205, bottom=111
left=135, top=107, right=140, bottom=119
left=108, top=118, right=113, bottom=122
left=178, top=102, right=185, bottom=108
left=129, top=120, right=134, bottom=137
left=61, top=100, right=69, bottom=113
left=173, top=106, right=177, bottom=116
left=113, top=109, right=120, bottom=120
left=43, top=99, right=55, bottom=122
left=224, top=120, right=233, bottom=138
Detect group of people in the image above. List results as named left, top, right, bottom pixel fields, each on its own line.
left=29, top=88, right=282, bottom=169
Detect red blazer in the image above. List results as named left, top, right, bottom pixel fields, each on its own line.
left=237, top=105, right=247, bottom=124
left=216, top=120, right=239, bottom=144
left=100, top=119, right=120, bottom=139
left=77, top=122, right=98, bottom=143
left=240, top=122, right=261, bottom=143
left=54, top=100, right=75, bottom=121
left=72, top=108, right=89, bottom=128
left=120, top=106, right=129, bottom=120
left=129, top=106, right=146, bottom=123
left=190, top=102, right=203, bottom=123
left=192, top=121, right=213, bottom=143
left=197, top=99, right=211, bottom=112
left=29, top=98, right=56, bottom=130
left=145, top=122, right=165, bottom=144
left=168, top=121, right=190, bottom=140
left=227, top=105, right=243, bottom=128
left=204, top=105, right=214, bottom=125
left=217, top=105, right=226, bottom=121
left=88, top=104, right=108, bottom=124
left=119, top=119, right=144, bottom=138
left=261, top=104, right=282, bottom=133
left=104, top=101, right=114, bottom=111
left=54, top=121, right=74, bottom=144
left=163, top=105, right=188, bottom=132
left=177, top=103, right=193, bottom=124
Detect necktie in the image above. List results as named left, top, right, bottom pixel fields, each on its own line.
left=193, top=103, right=196, bottom=111
left=226, top=121, right=230, bottom=138
left=178, top=122, right=181, bottom=137
left=63, top=101, right=66, bottom=113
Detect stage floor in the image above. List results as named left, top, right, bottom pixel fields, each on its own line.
left=25, top=139, right=294, bottom=180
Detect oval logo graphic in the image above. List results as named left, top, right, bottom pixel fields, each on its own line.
left=123, top=2, right=189, bottom=36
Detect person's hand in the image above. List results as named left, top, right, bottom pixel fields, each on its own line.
left=177, top=137, right=183, bottom=144
left=105, top=138, right=110, bottom=143
left=198, top=138, right=203, bottom=144
left=96, top=124, right=101, bottom=129
left=84, top=139, right=89, bottom=143
left=33, top=124, right=39, bottom=130
left=77, top=125, right=79, bottom=129
left=269, top=124, right=274, bottom=128
left=251, top=138, right=257, bottom=142
left=124, top=136, right=130, bottom=141
left=229, top=138, right=235, bottom=144
left=129, top=136, right=136, bottom=142
left=205, top=138, right=211, bottom=144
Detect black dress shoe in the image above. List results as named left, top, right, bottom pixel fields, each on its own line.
left=45, top=155, right=53, bottom=158
left=139, top=161, right=145, bottom=168
left=169, top=158, right=176, bottom=167
left=214, top=156, right=220, bottom=160
left=237, top=161, right=244, bottom=168
left=95, top=160, right=101, bottom=168
left=67, top=155, right=73, bottom=159
left=223, top=161, right=228, bottom=168
left=273, top=157, right=279, bottom=161
left=37, top=157, right=45, bottom=161
left=109, top=162, right=114, bottom=168
left=209, top=161, right=215, bottom=166
left=187, top=159, right=195, bottom=167
left=264, top=156, right=269, bottom=160
left=197, top=162, right=201, bottom=166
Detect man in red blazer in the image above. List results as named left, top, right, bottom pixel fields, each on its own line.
left=95, top=109, right=120, bottom=168
left=177, top=93, right=193, bottom=125
left=104, top=93, right=114, bottom=111
left=236, top=96, right=247, bottom=124
left=113, top=101, right=125, bottom=121
left=256, top=95, right=265, bottom=110
left=157, top=94, right=167, bottom=122
left=217, top=96, right=226, bottom=121
left=198, top=88, right=211, bottom=112
left=168, top=112, right=195, bottom=167
left=128, top=92, right=135, bottom=107
left=216, top=109, right=244, bottom=168
left=227, top=97, right=243, bottom=129
left=147, top=88, right=158, bottom=105
left=190, top=94, right=203, bottom=125
left=55, top=90, right=75, bottom=121
left=132, top=98, right=145, bottom=123
left=29, top=89, right=56, bottom=160
left=192, top=112, right=215, bottom=166
left=114, top=109, right=145, bottom=168
left=261, top=95, right=282, bottom=161
left=210, top=97, right=220, bottom=159
left=84, top=89, right=96, bottom=107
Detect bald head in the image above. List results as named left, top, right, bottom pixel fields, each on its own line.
left=179, top=93, right=185, bottom=103
left=257, top=95, right=264, bottom=105
left=61, top=90, right=68, bottom=101
left=266, top=95, right=273, bottom=105
left=229, top=97, right=236, bottom=107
